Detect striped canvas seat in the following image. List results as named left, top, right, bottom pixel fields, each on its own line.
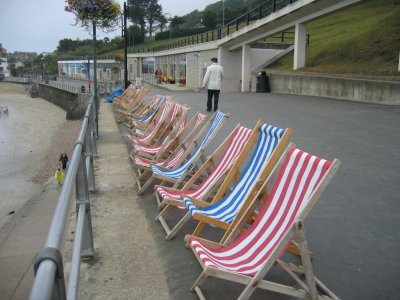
left=126, top=95, right=165, bottom=129
left=151, top=111, right=227, bottom=180
left=133, top=95, right=165, bottom=125
left=187, top=147, right=341, bottom=300
left=132, top=112, right=206, bottom=168
left=129, top=99, right=175, bottom=145
left=133, top=104, right=192, bottom=156
left=154, top=124, right=253, bottom=239
left=183, top=123, right=287, bottom=224
left=136, top=111, right=228, bottom=195
left=155, top=125, right=252, bottom=203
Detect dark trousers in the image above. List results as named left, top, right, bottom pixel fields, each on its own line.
left=207, top=89, right=220, bottom=111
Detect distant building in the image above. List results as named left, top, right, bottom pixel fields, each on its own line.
left=0, top=57, right=9, bottom=78
left=58, top=59, right=123, bottom=83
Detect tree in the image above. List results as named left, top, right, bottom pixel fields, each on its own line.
left=157, top=14, right=168, bottom=32
left=146, top=0, right=163, bottom=37
left=202, top=9, right=217, bottom=30
left=128, top=0, right=147, bottom=41
left=57, top=39, right=78, bottom=53
left=170, top=16, right=185, bottom=31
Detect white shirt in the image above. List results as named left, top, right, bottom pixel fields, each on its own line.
left=202, top=63, right=224, bottom=90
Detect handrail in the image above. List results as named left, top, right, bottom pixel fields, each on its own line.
left=29, top=95, right=97, bottom=300
left=131, top=0, right=299, bottom=53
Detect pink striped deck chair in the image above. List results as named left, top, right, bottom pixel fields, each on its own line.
left=186, top=146, right=341, bottom=300
left=154, top=124, right=253, bottom=239
left=136, top=112, right=229, bottom=195
left=133, top=111, right=203, bottom=160
left=128, top=98, right=176, bottom=146
left=130, top=112, right=209, bottom=176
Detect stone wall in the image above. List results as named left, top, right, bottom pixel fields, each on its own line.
left=250, top=72, right=400, bottom=105
left=38, top=84, right=90, bottom=119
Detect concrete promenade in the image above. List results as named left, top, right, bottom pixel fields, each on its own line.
left=1, top=85, right=399, bottom=299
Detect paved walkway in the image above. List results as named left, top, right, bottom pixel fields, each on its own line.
left=1, top=86, right=400, bottom=299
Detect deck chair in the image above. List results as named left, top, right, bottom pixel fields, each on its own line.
left=133, top=102, right=190, bottom=153
left=136, top=111, right=229, bottom=195
left=128, top=98, right=176, bottom=146
left=186, top=147, right=341, bottom=300
left=116, top=87, right=150, bottom=122
left=162, top=121, right=292, bottom=241
left=112, top=84, right=137, bottom=110
left=154, top=124, right=253, bottom=237
left=154, top=124, right=253, bottom=207
left=132, top=112, right=204, bottom=160
left=131, top=113, right=208, bottom=174
left=126, top=95, right=166, bottom=130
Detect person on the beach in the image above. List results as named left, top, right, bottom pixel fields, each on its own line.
left=54, top=168, right=65, bottom=186
left=59, top=152, right=69, bottom=171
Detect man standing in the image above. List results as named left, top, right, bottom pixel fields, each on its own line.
left=201, top=57, right=224, bottom=112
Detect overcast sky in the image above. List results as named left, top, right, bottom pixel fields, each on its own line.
left=0, top=0, right=217, bottom=54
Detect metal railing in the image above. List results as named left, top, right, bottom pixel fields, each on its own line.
left=29, top=95, right=98, bottom=300
left=131, top=0, right=299, bottom=53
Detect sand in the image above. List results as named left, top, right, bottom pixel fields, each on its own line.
left=0, top=82, right=81, bottom=229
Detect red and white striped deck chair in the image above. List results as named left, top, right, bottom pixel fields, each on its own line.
left=154, top=124, right=253, bottom=238
left=132, top=102, right=190, bottom=158
left=130, top=112, right=209, bottom=176
left=133, top=111, right=203, bottom=160
left=186, top=146, right=341, bottom=300
left=128, top=98, right=175, bottom=146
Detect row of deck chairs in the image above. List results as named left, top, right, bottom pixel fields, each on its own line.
left=117, top=85, right=341, bottom=300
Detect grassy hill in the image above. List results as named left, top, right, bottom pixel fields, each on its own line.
left=268, top=0, right=400, bottom=75
left=112, top=0, right=399, bottom=76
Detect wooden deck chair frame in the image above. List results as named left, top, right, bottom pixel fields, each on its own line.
left=116, top=87, right=149, bottom=122
left=130, top=112, right=209, bottom=174
left=112, top=84, right=137, bottom=110
left=129, top=98, right=176, bottom=146
left=136, top=112, right=230, bottom=196
left=128, top=95, right=167, bottom=132
left=125, top=95, right=165, bottom=130
left=185, top=146, right=341, bottom=300
left=132, top=102, right=190, bottom=158
left=132, top=111, right=204, bottom=161
left=154, top=123, right=250, bottom=208
left=176, top=121, right=292, bottom=242
left=154, top=123, right=254, bottom=239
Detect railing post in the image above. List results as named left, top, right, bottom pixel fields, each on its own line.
left=75, top=150, right=94, bottom=258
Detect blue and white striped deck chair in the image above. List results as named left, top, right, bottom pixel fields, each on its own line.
left=129, top=95, right=165, bottom=131
left=181, top=121, right=292, bottom=241
left=135, top=96, right=165, bottom=123
left=137, top=111, right=229, bottom=195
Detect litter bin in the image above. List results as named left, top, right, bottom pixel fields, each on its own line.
left=80, top=85, right=86, bottom=93
left=256, top=71, right=270, bottom=93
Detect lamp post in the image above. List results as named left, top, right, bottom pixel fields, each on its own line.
left=123, top=2, right=128, bottom=89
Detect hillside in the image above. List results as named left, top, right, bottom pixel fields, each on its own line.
left=268, top=0, right=400, bottom=75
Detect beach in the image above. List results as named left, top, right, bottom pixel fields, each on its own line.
left=0, top=82, right=80, bottom=230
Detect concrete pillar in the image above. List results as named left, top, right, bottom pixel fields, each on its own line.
left=218, top=46, right=242, bottom=92
left=294, top=23, right=307, bottom=70
left=241, top=45, right=251, bottom=92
